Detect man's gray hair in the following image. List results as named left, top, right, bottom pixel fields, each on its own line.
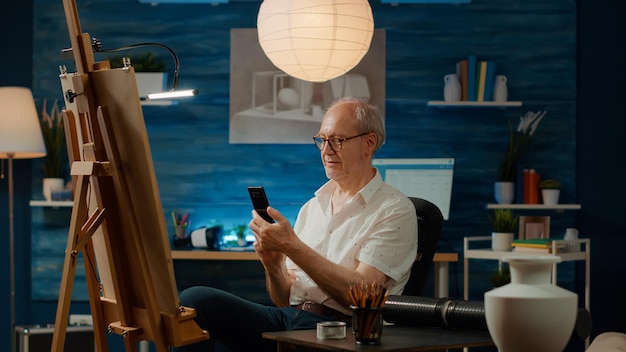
left=329, top=97, right=385, bottom=151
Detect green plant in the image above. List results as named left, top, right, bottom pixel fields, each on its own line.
left=39, top=99, right=67, bottom=178
left=488, top=266, right=511, bottom=287
left=497, top=110, right=546, bottom=182
left=233, top=224, right=247, bottom=239
left=107, top=52, right=167, bottom=72
left=540, top=179, right=561, bottom=189
left=488, top=208, right=519, bottom=233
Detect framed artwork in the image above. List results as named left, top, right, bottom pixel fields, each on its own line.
left=519, top=216, right=551, bottom=239
left=229, top=28, right=386, bottom=144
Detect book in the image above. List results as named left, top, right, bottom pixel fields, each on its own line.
left=477, top=61, right=487, bottom=102
left=523, top=168, right=530, bottom=204
left=467, top=54, right=477, bottom=101
left=484, top=61, right=497, bottom=101
left=516, top=165, right=525, bottom=204
left=527, top=169, right=541, bottom=204
left=514, top=246, right=561, bottom=254
left=512, top=238, right=562, bottom=249
left=456, top=59, right=469, bottom=101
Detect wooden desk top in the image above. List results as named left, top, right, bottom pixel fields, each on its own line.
left=171, top=250, right=458, bottom=263
left=263, top=325, right=493, bottom=352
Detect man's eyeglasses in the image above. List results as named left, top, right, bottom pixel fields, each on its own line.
left=312, top=132, right=369, bottom=152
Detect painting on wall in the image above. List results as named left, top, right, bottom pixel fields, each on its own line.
left=229, top=28, right=386, bottom=144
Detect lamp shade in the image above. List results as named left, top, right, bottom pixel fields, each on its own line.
left=257, top=0, right=374, bottom=83
left=0, top=87, right=46, bottom=159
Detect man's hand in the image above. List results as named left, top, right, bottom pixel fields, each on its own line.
left=249, top=207, right=296, bottom=306
left=253, top=239, right=285, bottom=267
left=249, top=206, right=300, bottom=254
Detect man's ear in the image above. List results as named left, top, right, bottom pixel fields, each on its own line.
left=365, top=132, right=377, bottom=154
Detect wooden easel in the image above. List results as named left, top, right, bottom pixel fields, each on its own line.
left=50, top=0, right=208, bottom=351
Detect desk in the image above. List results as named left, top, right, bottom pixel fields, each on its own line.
left=171, top=250, right=458, bottom=298
left=262, top=326, right=494, bottom=351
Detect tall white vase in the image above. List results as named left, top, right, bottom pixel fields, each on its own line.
left=443, top=73, right=461, bottom=102
left=494, top=182, right=515, bottom=204
left=493, top=75, right=508, bottom=102
left=484, top=255, right=577, bottom=352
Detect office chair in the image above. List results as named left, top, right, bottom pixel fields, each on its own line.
left=402, top=197, right=444, bottom=296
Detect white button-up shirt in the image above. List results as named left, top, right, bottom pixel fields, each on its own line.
left=286, top=169, right=418, bottom=315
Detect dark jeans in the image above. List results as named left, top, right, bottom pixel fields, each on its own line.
left=174, top=286, right=333, bottom=352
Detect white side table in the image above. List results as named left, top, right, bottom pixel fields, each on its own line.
left=463, top=236, right=591, bottom=348
left=463, top=236, right=590, bottom=314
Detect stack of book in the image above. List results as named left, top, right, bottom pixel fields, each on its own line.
left=512, top=238, right=565, bottom=254
left=455, top=55, right=498, bottom=102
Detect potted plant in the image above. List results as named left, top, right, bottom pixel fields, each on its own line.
left=488, top=265, right=511, bottom=287
left=39, top=99, right=68, bottom=201
left=540, top=179, right=561, bottom=205
left=494, top=110, right=546, bottom=204
left=107, top=52, right=168, bottom=98
left=488, top=208, right=519, bottom=251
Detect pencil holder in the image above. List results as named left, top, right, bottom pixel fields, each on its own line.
left=175, top=224, right=188, bottom=239
left=350, top=305, right=383, bottom=345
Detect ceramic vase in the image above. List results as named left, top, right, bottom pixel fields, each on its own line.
left=43, top=178, right=65, bottom=202
left=485, top=255, right=577, bottom=352
left=443, top=73, right=461, bottom=102
left=493, top=75, right=508, bottom=102
left=541, top=189, right=560, bottom=205
left=494, top=182, right=515, bottom=204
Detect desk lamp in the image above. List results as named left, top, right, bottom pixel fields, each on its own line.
left=95, top=40, right=198, bottom=100
left=0, top=87, right=47, bottom=352
left=63, top=38, right=199, bottom=100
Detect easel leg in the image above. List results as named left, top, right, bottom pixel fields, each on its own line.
left=51, top=174, right=92, bottom=352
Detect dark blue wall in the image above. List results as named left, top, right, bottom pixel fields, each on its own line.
left=1, top=0, right=625, bottom=349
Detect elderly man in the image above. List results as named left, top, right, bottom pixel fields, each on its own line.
left=177, top=97, right=417, bottom=352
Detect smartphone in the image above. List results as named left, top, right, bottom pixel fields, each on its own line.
left=248, top=186, right=275, bottom=223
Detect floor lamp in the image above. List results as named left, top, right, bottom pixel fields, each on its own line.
left=0, top=87, right=46, bottom=352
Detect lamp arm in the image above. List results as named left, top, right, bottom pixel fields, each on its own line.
left=92, top=40, right=181, bottom=91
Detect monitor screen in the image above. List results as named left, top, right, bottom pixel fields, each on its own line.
left=373, top=158, right=455, bottom=220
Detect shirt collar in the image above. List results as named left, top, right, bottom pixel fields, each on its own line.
left=315, top=168, right=383, bottom=209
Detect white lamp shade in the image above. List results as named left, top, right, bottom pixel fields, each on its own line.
left=0, top=87, right=47, bottom=159
left=257, top=0, right=374, bottom=83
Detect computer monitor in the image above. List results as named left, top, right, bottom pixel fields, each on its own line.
left=373, top=158, right=455, bottom=220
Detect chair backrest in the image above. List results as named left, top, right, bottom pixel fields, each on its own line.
left=402, top=197, right=444, bottom=296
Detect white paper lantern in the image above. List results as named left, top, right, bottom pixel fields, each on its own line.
left=257, top=0, right=374, bottom=83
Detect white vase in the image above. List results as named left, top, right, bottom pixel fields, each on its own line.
left=491, top=232, right=514, bottom=251
left=443, top=73, right=461, bottom=102
left=493, top=75, right=508, bottom=102
left=541, top=189, right=560, bottom=205
left=494, top=182, right=515, bottom=204
left=485, top=255, right=578, bottom=352
left=43, top=178, right=65, bottom=201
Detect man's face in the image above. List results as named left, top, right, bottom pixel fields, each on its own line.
left=316, top=104, right=368, bottom=182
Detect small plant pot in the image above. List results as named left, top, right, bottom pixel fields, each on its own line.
left=492, top=232, right=514, bottom=251
left=541, top=189, right=560, bottom=205
left=135, top=72, right=167, bottom=98
left=43, top=178, right=65, bottom=202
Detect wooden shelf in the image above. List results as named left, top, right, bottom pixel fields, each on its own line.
left=427, top=101, right=522, bottom=108
left=29, top=200, right=73, bottom=207
left=171, top=250, right=258, bottom=260
left=486, top=204, right=581, bottom=210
